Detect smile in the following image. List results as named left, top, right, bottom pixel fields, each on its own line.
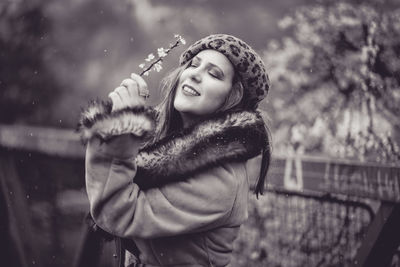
left=182, top=85, right=201, bottom=96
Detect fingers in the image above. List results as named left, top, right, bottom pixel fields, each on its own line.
left=131, top=73, right=149, bottom=98
left=108, top=91, right=121, bottom=112
left=109, top=86, right=135, bottom=111
left=108, top=74, right=148, bottom=112
left=108, top=87, right=126, bottom=112
left=120, top=78, right=139, bottom=97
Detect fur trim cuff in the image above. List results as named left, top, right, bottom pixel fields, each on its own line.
left=78, top=101, right=156, bottom=142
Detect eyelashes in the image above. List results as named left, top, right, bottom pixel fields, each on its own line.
left=187, top=60, right=223, bottom=80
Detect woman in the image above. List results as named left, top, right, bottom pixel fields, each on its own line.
left=78, top=34, right=271, bottom=267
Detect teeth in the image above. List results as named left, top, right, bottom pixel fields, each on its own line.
left=183, top=86, right=200, bottom=96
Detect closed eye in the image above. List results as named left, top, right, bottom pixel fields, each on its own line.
left=187, top=56, right=225, bottom=80
left=208, top=68, right=223, bottom=79
left=208, top=71, right=219, bottom=78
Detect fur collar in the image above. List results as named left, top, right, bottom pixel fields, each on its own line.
left=134, top=110, right=268, bottom=190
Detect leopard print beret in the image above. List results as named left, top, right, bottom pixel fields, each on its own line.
left=179, top=34, right=270, bottom=109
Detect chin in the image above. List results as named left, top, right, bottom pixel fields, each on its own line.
left=175, top=105, right=194, bottom=114
left=174, top=97, right=193, bottom=113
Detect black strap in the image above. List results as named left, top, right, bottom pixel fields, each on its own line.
left=74, top=213, right=142, bottom=267
left=73, top=216, right=105, bottom=267
left=120, top=237, right=142, bottom=266
left=73, top=213, right=119, bottom=267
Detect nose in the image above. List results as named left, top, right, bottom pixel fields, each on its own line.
left=189, top=68, right=202, bottom=83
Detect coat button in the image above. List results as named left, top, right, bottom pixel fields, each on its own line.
left=113, top=253, right=117, bottom=258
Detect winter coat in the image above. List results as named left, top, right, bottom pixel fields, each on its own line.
left=78, top=103, right=268, bottom=267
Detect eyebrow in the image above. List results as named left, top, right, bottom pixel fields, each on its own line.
left=193, top=56, right=225, bottom=78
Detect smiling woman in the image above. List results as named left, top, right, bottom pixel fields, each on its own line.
left=174, top=49, right=237, bottom=126
left=78, top=34, right=271, bottom=267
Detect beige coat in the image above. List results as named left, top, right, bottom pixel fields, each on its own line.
left=80, top=104, right=267, bottom=266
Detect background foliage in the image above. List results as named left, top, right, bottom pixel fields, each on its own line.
left=0, top=0, right=60, bottom=124
left=262, top=1, right=400, bottom=163
left=2, top=0, right=399, bottom=163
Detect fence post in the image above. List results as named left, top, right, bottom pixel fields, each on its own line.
left=0, top=149, right=40, bottom=267
left=353, top=202, right=400, bottom=267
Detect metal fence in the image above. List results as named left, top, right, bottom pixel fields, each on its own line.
left=232, top=191, right=376, bottom=267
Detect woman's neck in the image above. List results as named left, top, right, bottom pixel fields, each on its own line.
left=179, top=112, right=202, bottom=129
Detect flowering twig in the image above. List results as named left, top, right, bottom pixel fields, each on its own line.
left=139, top=34, right=186, bottom=77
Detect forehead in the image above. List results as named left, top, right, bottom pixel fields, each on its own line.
left=195, top=50, right=234, bottom=72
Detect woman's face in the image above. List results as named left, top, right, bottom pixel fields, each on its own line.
left=174, top=49, right=235, bottom=118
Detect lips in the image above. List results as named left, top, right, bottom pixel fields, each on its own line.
left=182, top=85, right=201, bottom=96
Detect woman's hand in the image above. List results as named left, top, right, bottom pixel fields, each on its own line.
left=108, top=73, right=150, bottom=112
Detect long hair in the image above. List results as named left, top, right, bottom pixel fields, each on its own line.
left=255, top=116, right=273, bottom=198
left=150, top=60, right=272, bottom=197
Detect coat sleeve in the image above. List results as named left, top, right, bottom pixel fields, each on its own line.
left=85, top=136, right=242, bottom=239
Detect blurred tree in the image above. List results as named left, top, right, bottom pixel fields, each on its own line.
left=0, top=0, right=59, bottom=124
left=263, top=1, right=400, bottom=163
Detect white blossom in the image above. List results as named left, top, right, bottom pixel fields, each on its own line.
left=139, top=34, right=187, bottom=77
left=145, top=53, right=155, bottom=62
left=157, top=47, right=167, bottom=57
left=153, top=62, right=163, bottom=72
left=174, top=34, right=186, bottom=45
left=180, top=37, right=186, bottom=45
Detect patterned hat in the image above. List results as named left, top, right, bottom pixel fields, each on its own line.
left=179, top=34, right=270, bottom=109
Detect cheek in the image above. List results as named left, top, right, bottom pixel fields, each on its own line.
left=206, top=82, right=231, bottom=103
left=178, top=70, right=189, bottom=84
